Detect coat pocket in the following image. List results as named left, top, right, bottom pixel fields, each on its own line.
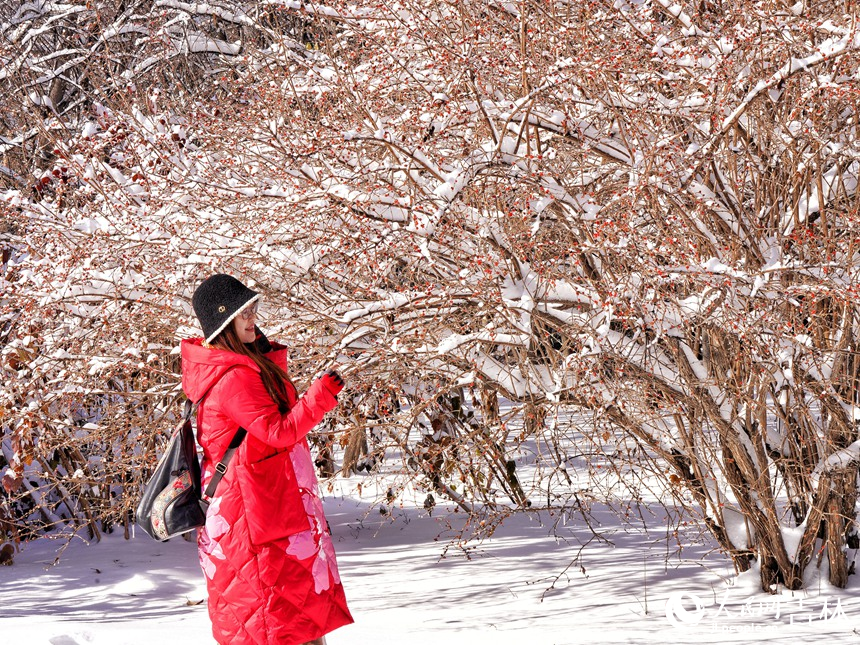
left=236, top=451, right=310, bottom=546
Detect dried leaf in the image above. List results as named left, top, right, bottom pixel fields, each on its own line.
left=2, top=471, right=22, bottom=494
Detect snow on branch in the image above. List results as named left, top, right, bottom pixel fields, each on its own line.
left=653, top=0, right=701, bottom=34
left=339, top=293, right=412, bottom=323
left=811, top=440, right=860, bottom=488
left=154, top=0, right=256, bottom=27
left=698, top=31, right=860, bottom=162
left=781, top=160, right=860, bottom=235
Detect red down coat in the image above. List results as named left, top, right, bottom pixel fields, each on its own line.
left=181, top=338, right=353, bottom=645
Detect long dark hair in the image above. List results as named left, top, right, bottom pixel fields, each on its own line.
left=212, top=324, right=294, bottom=413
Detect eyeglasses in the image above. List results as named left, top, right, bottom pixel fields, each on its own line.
left=239, top=302, right=259, bottom=319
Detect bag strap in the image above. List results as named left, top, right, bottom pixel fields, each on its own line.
left=184, top=370, right=248, bottom=500
left=181, top=398, right=195, bottom=422
left=203, top=427, right=247, bottom=498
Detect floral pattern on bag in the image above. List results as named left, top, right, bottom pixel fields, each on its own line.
left=151, top=470, right=194, bottom=540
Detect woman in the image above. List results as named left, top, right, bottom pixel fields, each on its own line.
left=181, top=273, right=353, bottom=645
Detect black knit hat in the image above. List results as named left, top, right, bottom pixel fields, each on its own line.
left=192, top=274, right=260, bottom=343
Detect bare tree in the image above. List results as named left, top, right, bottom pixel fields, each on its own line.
left=3, top=0, right=860, bottom=591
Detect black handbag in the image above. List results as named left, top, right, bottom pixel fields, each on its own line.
left=136, top=398, right=246, bottom=541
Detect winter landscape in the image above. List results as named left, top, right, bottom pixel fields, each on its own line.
left=2, top=471, right=860, bottom=644
left=4, top=0, right=860, bottom=643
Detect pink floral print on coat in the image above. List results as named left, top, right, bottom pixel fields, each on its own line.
left=199, top=495, right=229, bottom=580
left=286, top=441, right=343, bottom=594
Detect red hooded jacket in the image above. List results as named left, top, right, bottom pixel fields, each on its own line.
left=181, top=338, right=353, bottom=644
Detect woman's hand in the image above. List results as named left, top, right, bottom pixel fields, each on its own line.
left=318, top=369, right=344, bottom=397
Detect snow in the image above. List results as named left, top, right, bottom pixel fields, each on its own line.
left=781, top=524, right=805, bottom=565
left=81, top=122, right=99, bottom=138
left=811, top=439, right=860, bottom=488
left=2, top=484, right=859, bottom=644
left=722, top=507, right=751, bottom=551
left=339, top=294, right=412, bottom=324
left=154, top=0, right=254, bottom=27
left=436, top=331, right=530, bottom=354
left=184, top=34, right=241, bottom=56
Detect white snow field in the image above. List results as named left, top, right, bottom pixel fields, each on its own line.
left=1, top=479, right=858, bottom=645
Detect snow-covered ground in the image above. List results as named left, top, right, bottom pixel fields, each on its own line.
left=2, top=477, right=858, bottom=645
